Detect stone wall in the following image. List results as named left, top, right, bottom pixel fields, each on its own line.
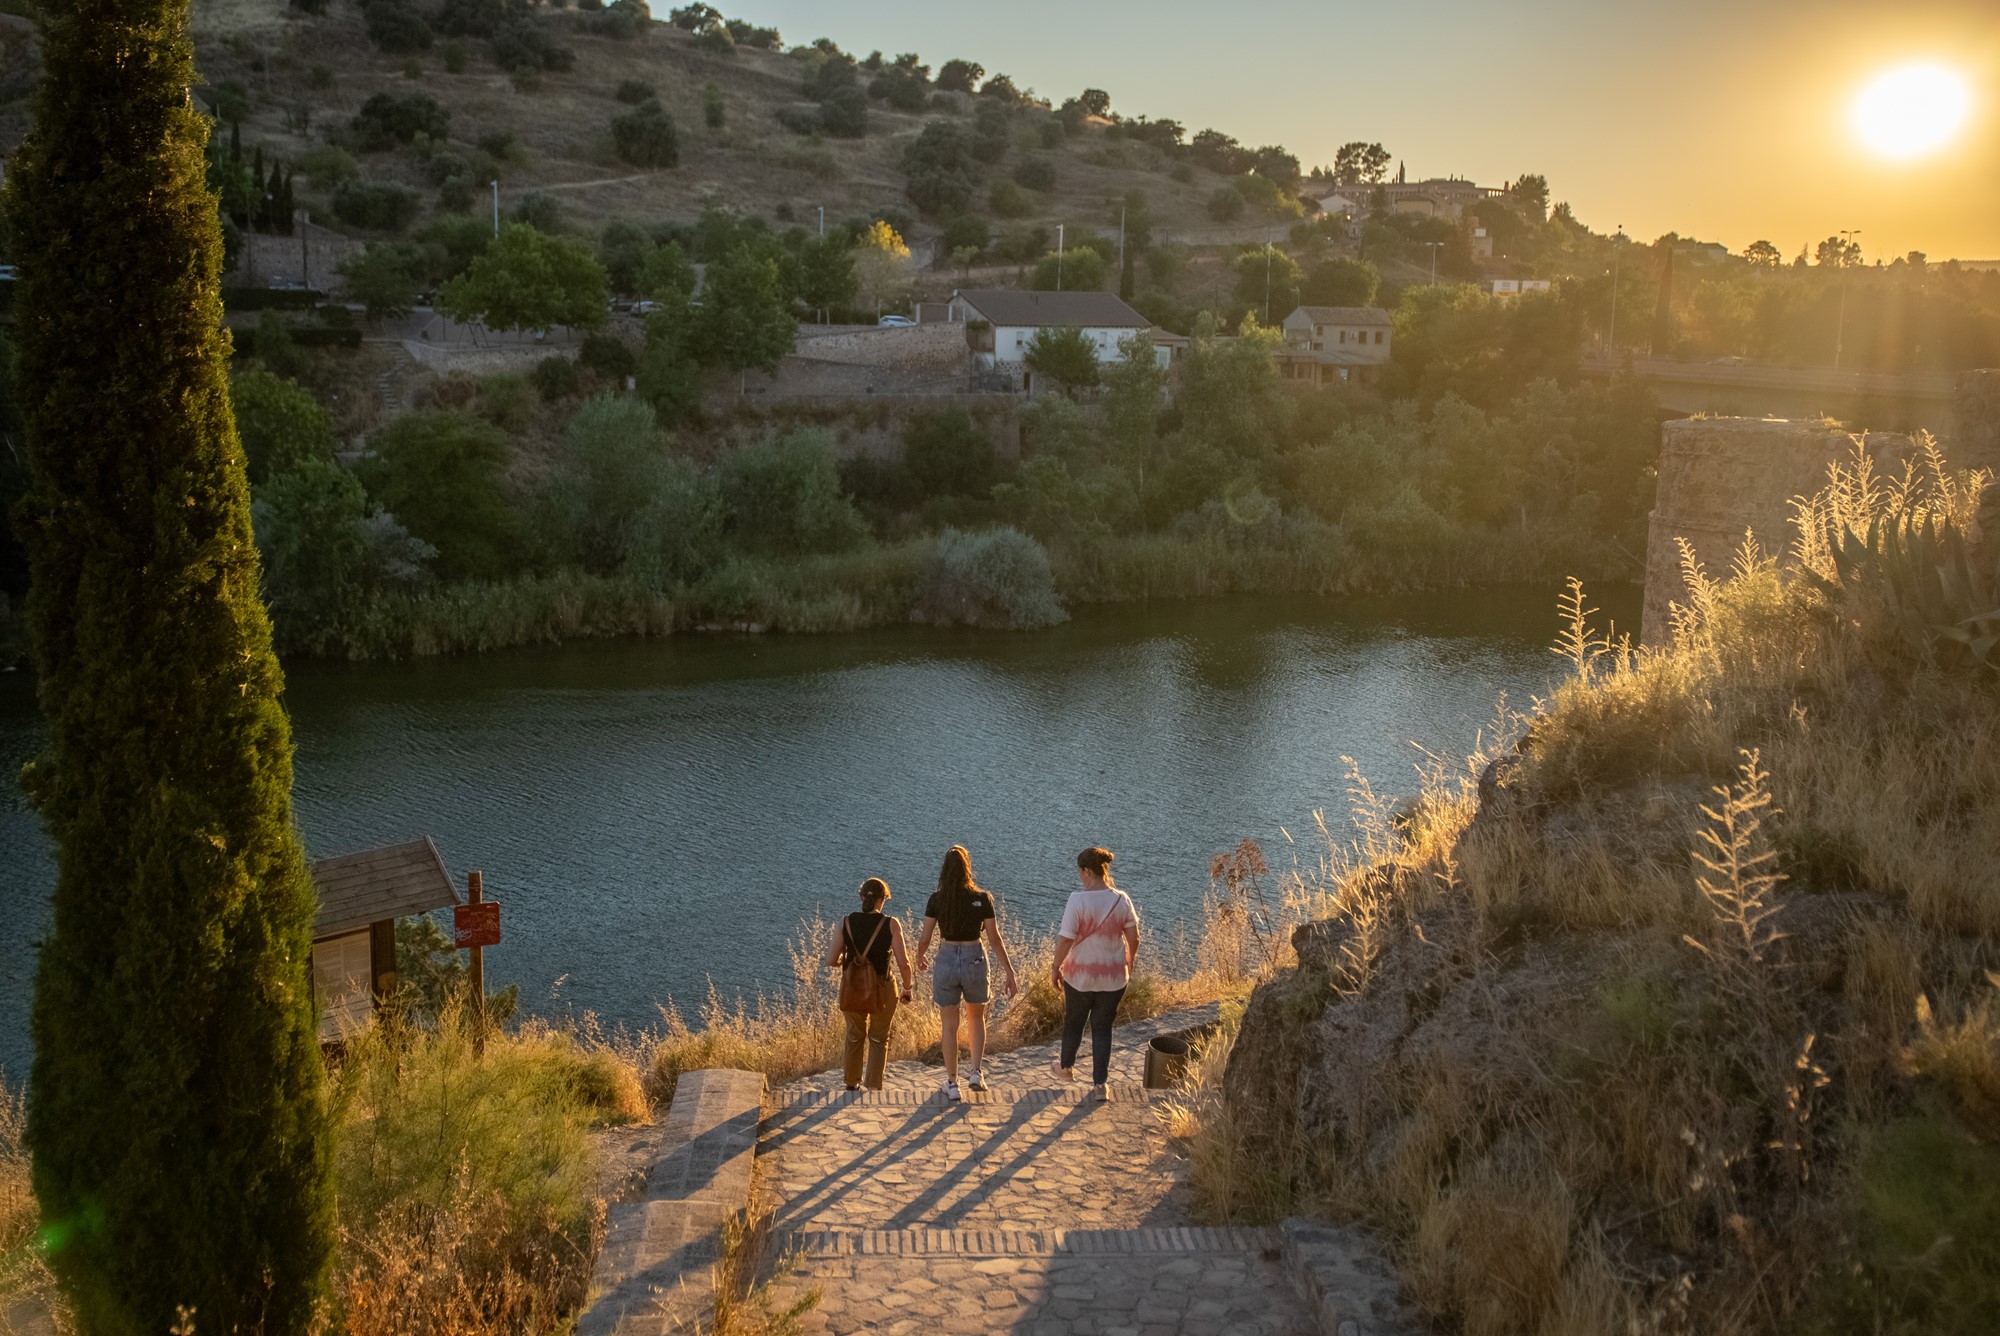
left=1641, top=404, right=2000, bottom=645
left=791, top=322, right=966, bottom=370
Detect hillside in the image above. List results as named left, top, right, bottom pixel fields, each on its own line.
left=137, top=0, right=1294, bottom=275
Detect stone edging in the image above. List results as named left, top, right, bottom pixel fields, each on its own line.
left=783, top=1225, right=1281, bottom=1257
left=1281, top=1217, right=1422, bottom=1336
left=768, top=1083, right=1157, bottom=1109
left=577, top=1068, right=766, bottom=1335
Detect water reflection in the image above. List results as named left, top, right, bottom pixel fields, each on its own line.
left=0, top=588, right=1623, bottom=1081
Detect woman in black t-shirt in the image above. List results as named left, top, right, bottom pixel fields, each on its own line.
left=913, top=845, right=1019, bottom=1100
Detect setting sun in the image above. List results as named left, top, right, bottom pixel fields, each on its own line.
left=1851, top=62, right=1973, bottom=159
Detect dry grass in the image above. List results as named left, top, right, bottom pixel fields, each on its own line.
left=0, top=1082, right=68, bottom=1336
left=1194, top=441, right=2000, bottom=1333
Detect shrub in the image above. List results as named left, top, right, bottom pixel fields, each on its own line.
left=475, top=373, right=538, bottom=432
left=717, top=431, right=869, bottom=557
left=611, top=98, right=679, bottom=167
left=775, top=104, right=822, bottom=136
left=362, top=0, right=432, bottom=53
left=509, top=191, right=564, bottom=234
left=476, top=129, right=517, bottom=160
left=904, top=409, right=1001, bottom=498
left=988, top=179, right=1034, bottom=219
left=695, top=24, right=733, bottom=54
left=358, top=411, right=522, bottom=581
left=902, top=120, right=979, bottom=216
left=916, top=527, right=1066, bottom=628
left=593, top=0, right=650, bottom=39
left=580, top=330, right=640, bottom=380
left=1207, top=186, right=1245, bottom=222
left=1012, top=154, right=1056, bottom=191
left=440, top=39, right=467, bottom=73
left=535, top=394, right=722, bottom=585
left=819, top=84, right=868, bottom=137
left=703, top=81, right=725, bottom=128
left=614, top=77, right=655, bottom=104
left=232, top=367, right=337, bottom=484
left=298, top=143, right=359, bottom=186
left=332, top=179, right=420, bottom=232
left=1031, top=247, right=1107, bottom=293
left=532, top=355, right=581, bottom=402
left=939, top=213, right=990, bottom=257
left=253, top=460, right=434, bottom=653
left=490, top=20, right=575, bottom=73
left=350, top=91, right=449, bottom=150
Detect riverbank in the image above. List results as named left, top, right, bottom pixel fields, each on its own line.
left=262, top=520, right=1623, bottom=663
left=1192, top=455, right=2000, bottom=1331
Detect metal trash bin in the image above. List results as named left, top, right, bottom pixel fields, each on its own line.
left=1144, top=1034, right=1191, bottom=1089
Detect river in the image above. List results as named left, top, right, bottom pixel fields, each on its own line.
left=0, top=590, right=1613, bottom=1083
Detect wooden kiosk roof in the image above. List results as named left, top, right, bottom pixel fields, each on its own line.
left=311, top=837, right=459, bottom=938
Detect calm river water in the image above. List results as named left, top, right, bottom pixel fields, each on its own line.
left=0, top=590, right=1613, bottom=1082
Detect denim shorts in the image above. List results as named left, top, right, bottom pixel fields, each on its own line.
left=932, top=941, right=990, bottom=1006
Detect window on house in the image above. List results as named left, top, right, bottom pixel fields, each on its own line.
left=1338, top=330, right=1347, bottom=344
left=1374, top=330, right=1384, bottom=344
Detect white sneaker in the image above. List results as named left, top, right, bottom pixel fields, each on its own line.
left=942, top=1079, right=962, bottom=1103
left=966, top=1070, right=988, bottom=1093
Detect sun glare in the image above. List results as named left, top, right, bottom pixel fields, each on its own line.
left=1851, top=63, right=1973, bottom=160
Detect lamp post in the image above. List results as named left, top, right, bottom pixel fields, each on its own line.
left=1056, top=223, right=1065, bottom=292
left=1834, top=228, right=1861, bottom=371
left=490, top=179, right=500, bottom=239
left=1608, top=224, right=1624, bottom=351
left=1424, top=240, right=1442, bottom=286
left=1264, top=241, right=1273, bottom=324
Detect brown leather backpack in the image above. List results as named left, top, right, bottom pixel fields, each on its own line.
left=837, top=916, right=890, bottom=1015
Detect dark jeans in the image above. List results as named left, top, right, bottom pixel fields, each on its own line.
left=1059, top=982, right=1126, bottom=1084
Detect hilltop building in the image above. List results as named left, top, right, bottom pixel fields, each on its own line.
left=1483, top=278, right=1553, bottom=301
left=946, top=289, right=1173, bottom=392
left=1277, top=305, right=1394, bottom=388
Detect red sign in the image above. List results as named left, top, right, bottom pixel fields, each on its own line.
left=454, top=901, right=501, bottom=949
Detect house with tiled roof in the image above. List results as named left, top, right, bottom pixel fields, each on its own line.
left=1277, top=305, right=1394, bottom=387
left=946, top=288, right=1171, bottom=391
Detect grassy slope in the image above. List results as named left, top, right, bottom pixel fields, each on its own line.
left=1206, top=462, right=2000, bottom=1333
left=177, top=0, right=1246, bottom=254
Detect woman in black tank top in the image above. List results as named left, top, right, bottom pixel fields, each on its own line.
left=823, top=877, right=914, bottom=1091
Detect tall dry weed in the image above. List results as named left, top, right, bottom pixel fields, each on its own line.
left=1, top=1082, right=70, bottom=1335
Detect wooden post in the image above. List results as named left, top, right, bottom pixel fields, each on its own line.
left=467, top=868, right=485, bottom=1057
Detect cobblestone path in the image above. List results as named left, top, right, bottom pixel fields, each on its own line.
left=760, top=1007, right=1323, bottom=1336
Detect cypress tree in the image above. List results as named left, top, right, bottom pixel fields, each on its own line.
left=6, top=1, right=334, bottom=1331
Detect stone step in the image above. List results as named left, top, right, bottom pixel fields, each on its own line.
left=784, top=1225, right=1282, bottom=1258
left=767, top=1083, right=1159, bottom=1110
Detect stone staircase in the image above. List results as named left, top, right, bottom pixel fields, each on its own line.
left=580, top=1008, right=1416, bottom=1336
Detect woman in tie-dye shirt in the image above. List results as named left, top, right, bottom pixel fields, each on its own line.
left=1048, top=846, right=1142, bottom=1093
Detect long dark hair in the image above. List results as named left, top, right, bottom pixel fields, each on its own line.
left=935, top=844, right=983, bottom=916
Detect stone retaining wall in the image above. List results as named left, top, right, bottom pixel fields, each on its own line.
left=790, top=321, right=966, bottom=370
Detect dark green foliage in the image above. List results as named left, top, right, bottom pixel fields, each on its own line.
left=1031, top=247, right=1106, bottom=292
left=531, top=354, right=582, bottom=401
left=818, top=84, right=868, bottom=138
left=510, top=191, right=565, bottom=233
left=350, top=91, right=449, bottom=150
left=726, top=17, right=780, bottom=47
left=1302, top=256, right=1380, bottom=307
left=592, top=0, right=651, bottom=39
left=703, top=81, right=725, bottom=128
left=687, top=242, right=795, bottom=373
left=936, top=58, right=982, bottom=93
left=478, top=129, right=518, bottom=160
left=695, top=24, right=734, bottom=53
left=358, top=411, right=522, bottom=580
left=252, top=460, right=434, bottom=652
left=438, top=223, right=610, bottom=332
left=970, top=102, right=1010, bottom=163
left=669, top=2, right=719, bottom=28
left=580, top=330, right=640, bottom=380
left=1012, top=154, right=1056, bottom=191
left=599, top=218, right=654, bottom=293
left=611, top=98, right=680, bottom=167
left=491, top=19, right=575, bottom=73
left=339, top=242, right=425, bottom=318
left=363, top=0, right=433, bottom=52
left=940, top=213, right=990, bottom=256
left=614, top=77, right=656, bottom=104
left=1024, top=325, right=1102, bottom=393
left=868, top=55, right=930, bottom=112
left=534, top=394, right=722, bottom=585
left=795, top=235, right=858, bottom=314
left=979, top=73, right=1020, bottom=103
left=904, top=410, right=1001, bottom=499
left=989, top=180, right=1033, bottom=219
left=1207, top=186, right=1245, bottom=222
left=7, top=0, right=334, bottom=1325
left=433, top=0, right=515, bottom=37
left=902, top=120, right=980, bottom=216
left=332, top=178, right=420, bottom=232
left=231, top=367, right=337, bottom=484
left=917, top=527, right=1065, bottom=629
left=718, top=431, right=868, bottom=556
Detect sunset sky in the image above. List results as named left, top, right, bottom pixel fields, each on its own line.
left=741, top=0, right=1998, bottom=261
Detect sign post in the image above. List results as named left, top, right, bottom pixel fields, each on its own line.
left=454, top=870, right=501, bottom=1056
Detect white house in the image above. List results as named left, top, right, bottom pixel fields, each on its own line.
left=1277, top=305, right=1394, bottom=389
left=1482, top=278, right=1553, bottom=302
left=946, top=289, right=1168, bottom=389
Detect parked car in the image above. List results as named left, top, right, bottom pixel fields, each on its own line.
left=1710, top=355, right=1746, bottom=367
left=877, top=314, right=916, bottom=327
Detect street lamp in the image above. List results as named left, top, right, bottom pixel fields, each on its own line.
left=1056, top=223, right=1065, bottom=292
left=1423, top=240, right=1442, bottom=286
left=1834, top=228, right=1861, bottom=371
left=1607, top=225, right=1624, bottom=351
left=491, top=179, right=500, bottom=239
left=1264, top=241, right=1273, bottom=323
